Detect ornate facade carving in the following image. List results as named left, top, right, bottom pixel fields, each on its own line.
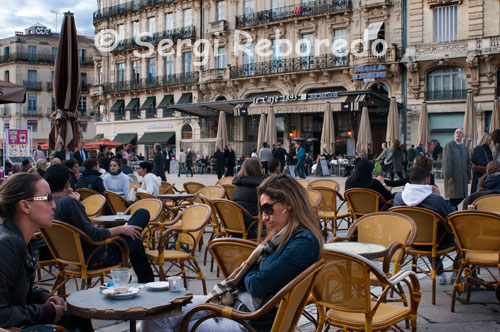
left=426, top=0, right=462, bottom=8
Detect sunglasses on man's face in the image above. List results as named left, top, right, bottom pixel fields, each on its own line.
left=25, top=193, right=54, bottom=203
left=261, top=198, right=283, bottom=216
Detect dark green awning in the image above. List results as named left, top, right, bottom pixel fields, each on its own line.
left=113, top=133, right=137, bottom=144
left=140, top=96, right=156, bottom=110
left=110, top=99, right=124, bottom=112
left=125, top=98, right=140, bottom=111
left=157, top=95, right=174, bottom=109
left=177, top=93, right=192, bottom=104
left=90, top=133, right=104, bottom=142
left=137, top=131, right=175, bottom=145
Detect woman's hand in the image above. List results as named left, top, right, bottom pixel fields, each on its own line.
left=46, top=295, right=64, bottom=306
left=51, top=302, right=65, bottom=323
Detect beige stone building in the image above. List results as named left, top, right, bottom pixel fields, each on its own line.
left=92, top=0, right=405, bottom=158
left=0, top=23, right=97, bottom=152
left=402, top=0, right=500, bottom=147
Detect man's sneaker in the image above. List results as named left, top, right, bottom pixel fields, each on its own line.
left=437, top=273, right=447, bottom=285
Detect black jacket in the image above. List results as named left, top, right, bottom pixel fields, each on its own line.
left=214, top=150, right=225, bottom=172
left=224, top=149, right=236, bottom=168
left=153, top=152, right=166, bottom=181
left=76, top=169, right=105, bottom=194
left=273, top=148, right=288, bottom=165
left=73, top=149, right=87, bottom=166
left=232, top=176, right=264, bottom=217
left=0, top=220, right=54, bottom=327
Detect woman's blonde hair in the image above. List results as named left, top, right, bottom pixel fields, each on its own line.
left=478, top=160, right=500, bottom=191
left=478, top=133, right=491, bottom=146
left=258, top=173, right=323, bottom=252
left=35, top=158, right=48, bottom=170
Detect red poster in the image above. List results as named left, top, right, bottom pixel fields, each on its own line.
left=8, top=129, right=28, bottom=145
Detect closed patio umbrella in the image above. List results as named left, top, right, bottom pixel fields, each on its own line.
left=356, top=107, right=372, bottom=155
left=417, top=102, right=431, bottom=153
left=256, top=113, right=267, bottom=152
left=463, top=90, right=477, bottom=151
left=490, top=98, right=500, bottom=133
left=49, top=12, right=81, bottom=153
left=386, top=97, right=400, bottom=145
left=265, top=106, right=277, bottom=148
left=0, top=80, right=26, bottom=104
left=215, top=111, right=228, bottom=150
left=320, top=103, right=335, bottom=155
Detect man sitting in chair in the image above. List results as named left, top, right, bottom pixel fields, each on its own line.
left=44, top=165, right=154, bottom=283
left=393, top=165, right=456, bottom=285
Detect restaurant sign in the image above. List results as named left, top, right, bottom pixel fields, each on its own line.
left=352, top=65, right=386, bottom=82
left=253, top=94, right=307, bottom=104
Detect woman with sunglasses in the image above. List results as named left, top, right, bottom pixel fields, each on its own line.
left=0, top=173, right=93, bottom=331
left=139, top=173, right=323, bottom=332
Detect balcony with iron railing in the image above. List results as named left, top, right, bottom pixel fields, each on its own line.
left=103, top=72, right=199, bottom=93
left=425, top=89, right=467, bottom=101
left=46, top=82, right=53, bottom=92
left=145, top=107, right=157, bottom=119
left=111, top=26, right=196, bottom=53
left=22, top=107, right=43, bottom=117
left=0, top=53, right=93, bottom=65
left=229, top=54, right=348, bottom=79
left=114, top=109, right=126, bottom=121
left=94, top=0, right=177, bottom=23
left=23, top=80, right=42, bottom=91
left=236, top=0, right=351, bottom=29
left=130, top=108, right=141, bottom=120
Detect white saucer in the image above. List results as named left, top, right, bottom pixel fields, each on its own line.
left=102, top=287, right=140, bottom=299
left=145, top=281, right=170, bottom=291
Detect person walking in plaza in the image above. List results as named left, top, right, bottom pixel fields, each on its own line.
left=164, top=147, right=172, bottom=174
left=272, top=142, right=288, bottom=173
left=214, top=147, right=225, bottom=180
left=186, top=148, right=195, bottom=177
left=387, top=139, right=404, bottom=181
left=259, top=142, right=272, bottom=174
left=224, top=144, right=236, bottom=176
left=470, top=133, right=492, bottom=194
left=443, top=128, right=471, bottom=207
left=153, top=143, right=166, bottom=181
left=33, top=144, right=45, bottom=161
left=177, top=148, right=188, bottom=177
left=375, top=142, right=392, bottom=175
left=287, top=142, right=297, bottom=177
left=296, top=141, right=306, bottom=179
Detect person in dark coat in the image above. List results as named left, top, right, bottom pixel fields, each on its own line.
left=463, top=160, right=500, bottom=208
left=470, top=133, right=493, bottom=194
left=76, top=158, right=105, bottom=194
left=432, top=142, right=443, bottom=161
left=186, top=149, right=195, bottom=177
left=407, top=145, right=417, bottom=167
left=232, top=158, right=265, bottom=238
left=272, top=142, right=288, bottom=173
left=387, top=140, right=404, bottom=181
left=153, top=143, right=166, bottom=181
left=214, top=147, right=226, bottom=180
left=443, top=128, right=471, bottom=207
left=224, top=144, right=236, bottom=176
left=73, top=141, right=87, bottom=166
left=345, top=159, right=393, bottom=203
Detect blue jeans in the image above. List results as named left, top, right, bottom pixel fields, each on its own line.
left=288, top=165, right=296, bottom=178
left=177, top=162, right=188, bottom=176
left=296, top=161, right=306, bottom=178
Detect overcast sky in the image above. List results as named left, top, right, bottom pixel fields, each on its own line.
left=0, top=1, right=96, bottom=39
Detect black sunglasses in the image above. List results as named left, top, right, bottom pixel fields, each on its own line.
left=261, top=198, right=283, bottom=215
left=25, top=193, right=54, bottom=203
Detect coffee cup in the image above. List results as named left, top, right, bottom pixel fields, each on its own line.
left=110, top=268, right=131, bottom=292
left=116, top=212, right=125, bottom=220
left=168, top=276, right=182, bottom=291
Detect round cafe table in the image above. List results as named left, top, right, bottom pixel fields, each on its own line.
left=67, top=285, right=193, bottom=332
left=93, top=215, right=132, bottom=227
left=324, top=242, right=389, bottom=259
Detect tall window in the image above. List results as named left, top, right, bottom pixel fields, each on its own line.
left=4, top=70, right=9, bottom=82
left=426, top=68, right=466, bottom=100
left=78, top=96, right=87, bottom=114
left=28, top=45, right=36, bottom=61
left=333, top=28, right=347, bottom=55
left=116, top=63, right=125, bottom=83
left=271, top=0, right=282, bottom=19
left=3, top=46, right=9, bottom=60
left=117, top=24, right=125, bottom=41
left=183, top=9, right=192, bottom=27
left=132, top=21, right=140, bottom=38
left=216, top=47, right=226, bottom=69
left=165, top=13, right=174, bottom=30
left=79, top=49, right=86, bottom=62
left=81, top=73, right=87, bottom=90
left=165, top=55, right=174, bottom=77
left=131, top=60, right=140, bottom=81
left=271, top=39, right=283, bottom=73
left=183, top=52, right=192, bottom=73
left=27, top=94, right=37, bottom=113
left=148, top=17, right=156, bottom=34
left=216, top=1, right=226, bottom=21
left=28, top=70, right=37, bottom=89
left=244, top=43, right=255, bottom=75
left=434, top=5, right=457, bottom=42
left=243, top=0, right=254, bottom=15
left=147, top=58, right=156, bottom=83
left=98, top=67, right=103, bottom=85
left=300, top=33, right=314, bottom=69
left=52, top=47, right=57, bottom=61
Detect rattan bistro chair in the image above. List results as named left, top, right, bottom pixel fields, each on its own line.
left=212, top=199, right=261, bottom=241
left=447, top=210, right=500, bottom=312
left=344, top=188, right=388, bottom=220
left=81, top=194, right=106, bottom=221
left=307, top=189, right=322, bottom=209
left=180, top=260, right=325, bottom=332
left=296, top=178, right=309, bottom=188
left=207, top=238, right=258, bottom=278
left=471, top=194, right=500, bottom=213
left=313, top=250, right=421, bottom=332
left=145, top=205, right=211, bottom=294
left=310, top=186, right=351, bottom=237
left=309, top=179, right=340, bottom=192
left=104, top=190, right=129, bottom=214
left=390, top=206, right=457, bottom=304
left=40, top=221, right=129, bottom=297
left=183, top=182, right=205, bottom=194
left=221, top=184, right=235, bottom=200
left=76, top=188, right=100, bottom=201
left=217, top=176, right=234, bottom=185
left=196, top=185, right=225, bottom=200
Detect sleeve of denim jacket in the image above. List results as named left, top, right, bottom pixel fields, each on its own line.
left=243, top=230, right=319, bottom=300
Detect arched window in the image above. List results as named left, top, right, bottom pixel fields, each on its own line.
left=182, top=124, right=193, bottom=139
left=426, top=68, right=466, bottom=100
left=369, top=83, right=389, bottom=96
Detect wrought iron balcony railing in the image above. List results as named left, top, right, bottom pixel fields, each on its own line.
left=22, top=107, right=43, bottom=117
left=230, top=55, right=348, bottom=79
left=236, top=0, right=351, bottom=28
left=23, top=80, right=42, bottom=91
left=93, top=0, right=176, bottom=22
left=130, top=109, right=141, bottom=120
left=103, top=72, right=199, bottom=93
left=0, top=53, right=93, bottom=65
left=425, top=89, right=467, bottom=100
left=111, top=26, right=196, bottom=53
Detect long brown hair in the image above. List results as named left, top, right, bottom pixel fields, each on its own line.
left=258, top=174, right=323, bottom=252
left=478, top=160, right=500, bottom=192
left=236, top=158, right=264, bottom=178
